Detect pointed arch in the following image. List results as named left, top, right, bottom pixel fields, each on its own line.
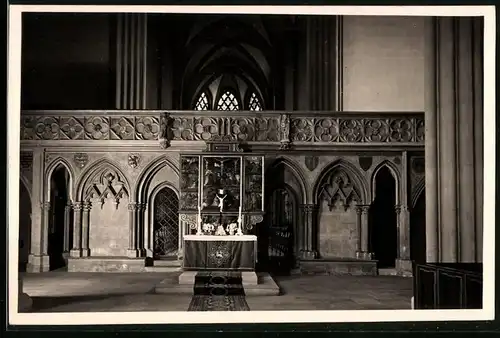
left=313, top=159, right=369, bottom=205
left=412, top=176, right=425, bottom=209
left=265, top=156, right=308, bottom=204
left=75, top=158, right=131, bottom=201
left=134, top=155, right=180, bottom=203
left=370, top=160, right=401, bottom=205
left=44, top=157, right=75, bottom=202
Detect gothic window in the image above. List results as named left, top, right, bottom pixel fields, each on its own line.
left=248, top=92, right=262, bottom=111
left=216, top=90, right=240, bottom=111
left=194, top=92, right=209, bottom=110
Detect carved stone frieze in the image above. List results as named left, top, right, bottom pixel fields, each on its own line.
left=20, top=113, right=425, bottom=145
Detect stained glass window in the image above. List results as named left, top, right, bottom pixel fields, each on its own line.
left=194, top=92, right=209, bottom=110
left=248, top=92, right=262, bottom=111
left=216, top=91, right=240, bottom=111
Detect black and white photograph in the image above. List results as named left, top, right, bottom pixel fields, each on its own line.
left=7, top=4, right=495, bottom=326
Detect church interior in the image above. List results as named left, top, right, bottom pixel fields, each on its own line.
left=17, top=12, right=484, bottom=312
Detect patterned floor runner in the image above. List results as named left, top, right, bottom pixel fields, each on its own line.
left=188, top=272, right=250, bottom=311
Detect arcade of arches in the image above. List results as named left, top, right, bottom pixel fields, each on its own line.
left=18, top=13, right=483, bottom=280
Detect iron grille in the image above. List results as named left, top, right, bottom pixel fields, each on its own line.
left=153, top=187, right=179, bottom=257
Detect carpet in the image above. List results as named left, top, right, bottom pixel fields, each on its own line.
left=187, top=271, right=250, bottom=311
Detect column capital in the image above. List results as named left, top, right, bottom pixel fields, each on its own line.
left=356, top=205, right=370, bottom=214
left=82, top=201, right=92, bottom=211
left=300, top=204, right=318, bottom=213
left=128, top=203, right=140, bottom=211
left=40, top=202, right=51, bottom=209
left=395, top=204, right=402, bottom=214
left=72, top=202, right=83, bottom=211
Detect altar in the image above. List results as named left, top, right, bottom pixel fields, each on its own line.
left=183, top=235, right=257, bottom=271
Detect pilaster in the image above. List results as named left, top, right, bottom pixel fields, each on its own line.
left=27, top=149, right=45, bottom=272
left=63, top=203, right=72, bottom=254
left=356, top=205, right=372, bottom=260
left=70, top=202, right=83, bottom=257
left=299, top=204, right=318, bottom=259
left=81, top=201, right=91, bottom=257
left=127, top=202, right=139, bottom=258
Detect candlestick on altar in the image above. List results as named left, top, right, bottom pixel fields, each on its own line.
left=196, top=205, right=203, bottom=235
left=236, top=206, right=243, bottom=236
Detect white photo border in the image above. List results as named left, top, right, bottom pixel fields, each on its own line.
left=7, top=4, right=496, bottom=326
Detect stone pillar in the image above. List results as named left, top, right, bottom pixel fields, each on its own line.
left=355, top=205, right=362, bottom=254
left=40, top=202, right=51, bottom=256
left=137, top=203, right=147, bottom=257
left=115, top=13, right=148, bottom=109
left=299, top=204, right=318, bottom=259
left=356, top=205, right=372, bottom=260
left=472, top=18, right=483, bottom=263
left=127, top=202, right=139, bottom=257
left=457, top=17, right=476, bottom=262
left=80, top=202, right=91, bottom=257
left=70, top=202, right=82, bottom=257
left=424, top=17, right=483, bottom=263
left=424, top=16, right=439, bottom=263
left=437, top=17, right=458, bottom=263
left=62, top=203, right=72, bottom=255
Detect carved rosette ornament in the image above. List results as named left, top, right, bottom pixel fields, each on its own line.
left=246, top=215, right=264, bottom=230
left=180, top=213, right=198, bottom=230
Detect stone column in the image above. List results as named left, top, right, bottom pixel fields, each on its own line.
left=70, top=202, right=82, bottom=257
left=457, top=17, right=476, bottom=262
left=115, top=13, right=148, bottom=109
left=437, top=17, right=458, bottom=263
left=62, top=203, right=72, bottom=255
left=28, top=149, right=49, bottom=272
left=137, top=203, right=147, bottom=257
left=355, top=205, right=362, bottom=254
left=80, top=202, right=91, bottom=257
left=424, top=17, right=439, bottom=263
left=356, top=205, right=372, bottom=260
left=424, top=17, right=483, bottom=263
left=299, top=204, right=318, bottom=259
left=127, top=202, right=139, bottom=258
left=40, top=202, right=51, bottom=256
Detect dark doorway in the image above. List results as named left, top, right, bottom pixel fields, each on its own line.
left=153, top=187, right=179, bottom=258
left=410, top=189, right=426, bottom=264
left=19, top=181, right=32, bottom=272
left=260, top=163, right=299, bottom=275
left=48, top=165, right=70, bottom=271
left=369, top=167, right=398, bottom=268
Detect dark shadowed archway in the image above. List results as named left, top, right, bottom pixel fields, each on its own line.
left=369, top=167, right=398, bottom=268
left=19, top=181, right=32, bottom=272
left=410, top=188, right=426, bottom=264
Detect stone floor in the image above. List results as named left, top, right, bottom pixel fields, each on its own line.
left=20, top=271, right=413, bottom=312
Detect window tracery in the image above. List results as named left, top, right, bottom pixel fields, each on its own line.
left=216, top=91, right=240, bottom=111
left=248, top=92, right=262, bottom=111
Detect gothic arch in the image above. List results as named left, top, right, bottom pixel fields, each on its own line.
left=75, top=158, right=131, bottom=202
left=44, top=157, right=75, bottom=202
left=265, top=156, right=308, bottom=204
left=134, top=155, right=180, bottom=203
left=370, top=160, right=401, bottom=205
left=412, top=176, right=425, bottom=209
left=313, top=159, right=369, bottom=205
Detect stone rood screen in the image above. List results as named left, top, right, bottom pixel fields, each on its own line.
left=19, top=110, right=425, bottom=149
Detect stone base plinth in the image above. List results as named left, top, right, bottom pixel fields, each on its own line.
left=356, top=251, right=373, bottom=260
left=299, top=250, right=318, bottom=260
left=178, top=271, right=258, bottom=286
left=300, top=257, right=377, bottom=276
left=27, top=254, right=50, bottom=272
left=396, top=259, right=413, bottom=277
left=67, top=257, right=146, bottom=272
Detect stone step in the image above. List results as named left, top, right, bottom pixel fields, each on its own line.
left=378, top=268, right=398, bottom=276
left=144, top=266, right=182, bottom=273
left=153, top=259, right=182, bottom=267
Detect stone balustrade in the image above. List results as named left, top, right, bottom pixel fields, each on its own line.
left=20, top=110, right=424, bottom=148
